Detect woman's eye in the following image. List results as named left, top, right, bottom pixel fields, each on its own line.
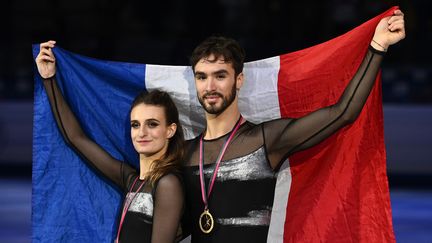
left=131, top=123, right=139, bottom=129
left=148, top=122, right=159, bottom=128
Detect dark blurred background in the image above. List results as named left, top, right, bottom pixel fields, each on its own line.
left=0, top=0, right=431, bottom=242
left=1, top=0, right=430, bottom=101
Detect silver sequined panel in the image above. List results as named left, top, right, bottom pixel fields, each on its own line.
left=126, top=192, right=153, bottom=218
left=217, top=208, right=272, bottom=226
left=194, top=146, right=275, bottom=182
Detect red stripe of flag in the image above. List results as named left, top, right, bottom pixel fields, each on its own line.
left=277, top=7, right=398, bottom=242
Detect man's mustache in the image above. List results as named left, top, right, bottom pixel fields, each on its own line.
left=203, top=92, right=223, bottom=99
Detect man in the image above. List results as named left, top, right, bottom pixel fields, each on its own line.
left=181, top=10, right=405, bottom=242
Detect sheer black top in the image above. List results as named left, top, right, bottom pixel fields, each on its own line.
left=42, top=76, right=184, bottom=243
left=181, top=47, right=385, bottom=242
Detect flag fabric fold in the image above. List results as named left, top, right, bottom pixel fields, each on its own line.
left=32, top=7, right=397, bottom=242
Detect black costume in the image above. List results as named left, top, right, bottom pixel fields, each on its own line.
left=42, top=77, right=184, bottom=243
left=182, top=47, right=385, bottom=242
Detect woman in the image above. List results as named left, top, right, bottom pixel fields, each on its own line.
left=35, top=41, right=184, bottom=243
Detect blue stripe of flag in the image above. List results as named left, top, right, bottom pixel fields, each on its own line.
left=32, top=45, right=146, bottom=242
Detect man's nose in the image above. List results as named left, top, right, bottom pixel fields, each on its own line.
left=206, top=77, right=216, bottom=91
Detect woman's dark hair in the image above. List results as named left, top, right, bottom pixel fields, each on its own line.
left=130, top=90, right=184, bottom=186
left=190, top=36, right=245, bottom=77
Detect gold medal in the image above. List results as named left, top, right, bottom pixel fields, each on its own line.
left=199, top=208, right=214, bottom=234
left=198, top=117, right=243, bottom=235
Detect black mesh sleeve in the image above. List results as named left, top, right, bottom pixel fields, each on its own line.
left=42, top=77, right=136, bottom=189
left=151, top=174, right=185, bottom=243
left=264, top=46, right=385, bottom=170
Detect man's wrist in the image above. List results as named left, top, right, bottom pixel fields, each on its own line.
left=370, top=39, right=388, bottom=52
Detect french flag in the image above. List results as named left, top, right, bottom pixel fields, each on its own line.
left=32, top=7, right=397, bottom=243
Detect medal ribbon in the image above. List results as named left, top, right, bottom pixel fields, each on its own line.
left=199, top=116, right=243, bottom=209
left=116, top=176, right=146, bottom=242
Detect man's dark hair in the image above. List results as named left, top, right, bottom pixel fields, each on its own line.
left=190, top=36, right=245, bottom=77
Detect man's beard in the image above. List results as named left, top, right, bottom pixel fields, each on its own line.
left=198, top=84, right=237, bottom=115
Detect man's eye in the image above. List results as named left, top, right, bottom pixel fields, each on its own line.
left=216, top=75, right=226, bottom=79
